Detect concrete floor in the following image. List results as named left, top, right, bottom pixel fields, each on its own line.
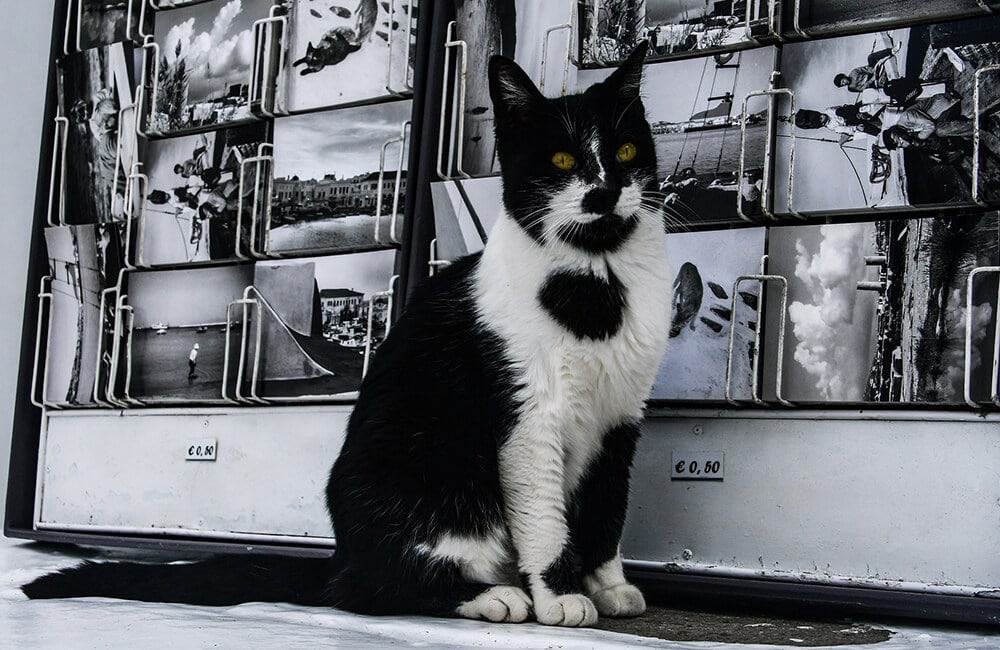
left=2, top=537, right=998, bottom=649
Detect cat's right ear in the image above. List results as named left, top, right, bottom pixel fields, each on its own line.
left=603, top=40, right=648, bottom=103
left=489, top=55, right=544, bottom=122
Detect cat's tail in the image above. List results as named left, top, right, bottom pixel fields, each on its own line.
left=22, top=553, right=340, bottom=607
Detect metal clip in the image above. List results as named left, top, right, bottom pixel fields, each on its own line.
left=539, top=3, right=574, bottom=97
left=112, top=104, right=138, bottom=220
left=790, top=0, right=814, bottom=39
left=47, top=117, right=70, bottom=227
left=129, top=0, right=152, bottom=41
left=136, top=36, right=161, bottom=138
left=251, top=6, right=289, bottom=118
left=362, top=275, right=398, bottom=377
left=125, top=163, right=146, bottom=269
left=235, top=287, right=272, bottom=404
left=972, top=64, right=1000, bottom=206
left=385, top=0, right=417, bottom=95
left=30, top=277, right=54, bottom=409
left=964, top=266, right=1000, bottom=408
left=92, top=285, right=120, bottom=407
left=105, top=293, right=131, bottom=408
left=746, top=0, right=781, bottom=42
left=376, top=120, right=411, bottom=245
left=428, top=238, right=452, bottom=277
left=436, top=21, right=471, bottom=181
left=119, top=303, right=144, bottom=406
left=738, top=73, right=799, bottom=221
left=237, top=143, right=274, bottom=259
left=79, top=0, right=146, bottom=48
left=724, top=272, right=793, bottom=407
left=222, top=297, right=257, bottom=405
left=63, top=0, right=75, bottom=55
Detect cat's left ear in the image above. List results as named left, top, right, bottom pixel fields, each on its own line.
left=603, top=41, right=648, bottom=102
left=489, top=55, right=545, bottom=122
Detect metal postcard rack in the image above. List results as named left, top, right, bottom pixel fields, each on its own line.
left=9, top=0, right=1000, bottom=627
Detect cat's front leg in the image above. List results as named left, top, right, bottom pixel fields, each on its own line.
left=498, top=423, right=598, bottom=627
left=572, top=420, right=646, bottom=618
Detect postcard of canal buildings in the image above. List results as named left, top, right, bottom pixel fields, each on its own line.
left=268, top=100, right=411, bottom=256
left=245, top=250, right=396, bottom=399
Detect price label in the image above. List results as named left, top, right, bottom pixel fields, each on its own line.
left=671, top=451, right=723, bottom=480
left=185, top=439, right=217, bottom=461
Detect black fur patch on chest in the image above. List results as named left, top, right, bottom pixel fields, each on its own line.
left=537, top=268, right=627, bottom=340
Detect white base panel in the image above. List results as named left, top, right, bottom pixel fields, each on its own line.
left=625, top=409, right=1000, bottom=596
left=33, top=406, right=1000, bottom=597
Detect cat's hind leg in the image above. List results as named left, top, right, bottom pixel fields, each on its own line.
left=327, top=537, right=530, bottom=623
left=417, top=528, right=531, bottom=623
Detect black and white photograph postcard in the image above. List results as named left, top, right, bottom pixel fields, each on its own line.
left=246, top=249, right=396, bottom=399
left=148, top=0, right=273, bottom=136
left=273, top=0, right=417, bottom=113
left=774, top=16, right=1000, bottom=216
left=76, top=0, right=154, bottom=51
left=762, top=213, right=1000, bottom=405
left=429, top=177, right=502, bottom=262
left=788, top=0, right=990, bottom=38
left=139, top=123, right=270, bottom=266
left=651, top=227, right=765, bottom=402
left=578, top=46, right=777, bottom=229
left=581, top=0, right=771, bottom=67
left=126, top=265, right=253, bottom=402
left=42, top=224, right=125, bottom=406
left=268, top=99, right=411, bottom=256
left=445, top=0, right=577, bottom=178
left=58, top=42, right=137, bottom=225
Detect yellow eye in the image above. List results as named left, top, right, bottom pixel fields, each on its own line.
left=551, top=151, right=576, bottom=171
left=616, top=142, right=637, bottom=163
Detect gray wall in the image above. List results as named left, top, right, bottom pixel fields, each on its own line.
left=0, top=2, right=54, bottom=521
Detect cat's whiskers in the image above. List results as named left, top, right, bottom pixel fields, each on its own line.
left=639, top=190, right=697, bottom=231
left=647, top=197, right=698, bottom=231
left=517, top=197, right=584, bottom=233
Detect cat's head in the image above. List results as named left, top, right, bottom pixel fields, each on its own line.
left=293, top=42, right=321, bottom=75
left=488, top=43, right=657, bottom=255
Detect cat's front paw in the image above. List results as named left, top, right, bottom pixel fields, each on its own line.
left=589, top=583, right=646, bottom=618
left=534, top=593, right=599, bottom=627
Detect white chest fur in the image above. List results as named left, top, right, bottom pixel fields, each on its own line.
left=474, top=214, right=673, bottom=496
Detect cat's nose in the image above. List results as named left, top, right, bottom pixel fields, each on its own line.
left=581, top=186, right=622, bottom=215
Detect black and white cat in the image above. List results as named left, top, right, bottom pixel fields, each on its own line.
left=24, top=43, right=672, bottom=628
